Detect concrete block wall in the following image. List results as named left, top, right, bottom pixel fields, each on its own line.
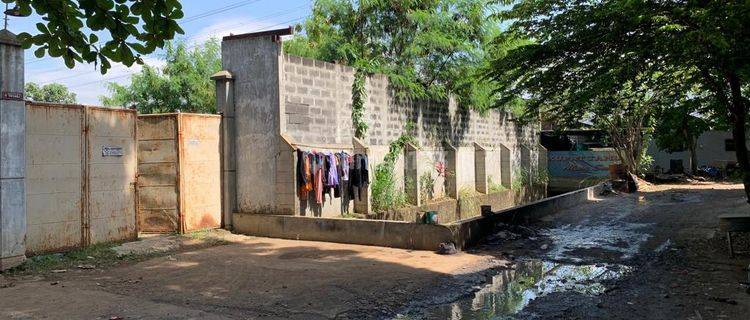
left=280, top=53, right=540, bottom=186
left=219, top=31, right=543, bottom=218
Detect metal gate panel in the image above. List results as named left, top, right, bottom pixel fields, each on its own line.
left=136, top=115, right=179, bottom=233
left=85, top=107, right=137, bottom=244
left=178, top=114, right=221, bottom=232
left=25, top=104, right=83, bottom=253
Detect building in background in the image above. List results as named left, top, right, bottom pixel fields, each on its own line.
left=648, top=130, right=738, bottom=175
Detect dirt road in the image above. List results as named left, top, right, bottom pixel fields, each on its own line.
left=1, top=183, right=748, bottom=319
left=414, top=183, right=750, bottom=319
left=0, top=232, right=501, bottom=319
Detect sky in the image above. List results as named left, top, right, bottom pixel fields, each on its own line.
left=10, top=0, right=313, bottom=104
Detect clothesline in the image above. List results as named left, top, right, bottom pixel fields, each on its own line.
left=296, top=150, right=369, bottom=207
left=291, top=142, right=356, bottom=151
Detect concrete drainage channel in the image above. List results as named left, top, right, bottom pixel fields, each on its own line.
left=232, top=184, right=604, bottom=251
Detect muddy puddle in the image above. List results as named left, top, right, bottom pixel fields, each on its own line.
left=410, top=260, right=631, bottom=319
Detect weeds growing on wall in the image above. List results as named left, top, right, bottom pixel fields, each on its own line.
left=458, top=186, right=481, bottom=217
left=352, top=70, right=369, bottom=139
left=419, top=171, right=436, bottom=202
left=512, top=169, right=550, bottom=190
left=372, top=123, right=416, bottom=212
left=487, top=175, right=508, bottom=193
left=511, top=169, right=528, bottom=191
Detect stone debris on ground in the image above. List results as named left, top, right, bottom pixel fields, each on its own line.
left=437, top=242, right=458, bottom=255
left=484, top=222, right=541, bottom=245
left=600, top=182, right=618, bottom=196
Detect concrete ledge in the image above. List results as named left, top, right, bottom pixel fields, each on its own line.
left=233, top=184, right=601, bottom=251
left=447, top=184, right=602, bottom=249
left=233, top=213, right=454, bottom=251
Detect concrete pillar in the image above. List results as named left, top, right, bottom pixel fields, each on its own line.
left=521, top=144, right=532, bottom=183
left=212, top=70, right=236, bottom=229
left=474, top=142, right=488, bottom=194
left=538, top=143, right=548, bottom=177
left=353, top=137, right=370, bottom=214
left=0, top=29, right=26, bottom=270
left=499, top=144, right=511, bottom=188
left=444, top=141, right=459, bottom=199
left=221, top=32, right=284, bottom=214
left=404, top=142, right=420, bottom=206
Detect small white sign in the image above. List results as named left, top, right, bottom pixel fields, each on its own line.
left=102, top=146, right=124, bottom=157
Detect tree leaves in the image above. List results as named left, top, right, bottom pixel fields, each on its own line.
left=25, top=82, right=77, bottom=104
left=485, top=0, right=750, bottom=175
left=3, top=0, right=184, bottom=73
left=100, top=39, right=221, bottom=114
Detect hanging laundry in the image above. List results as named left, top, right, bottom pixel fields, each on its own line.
left=294, top=148, right=367, bottom=206
left=334, top=152, right=351, bottom=199
left=315, top=153, right=325, bottom=204
left=339, top=151, right=350, bottom=181
left=351, top=154, right=369, bottom=201
left=326, top=152, right=339, bottom=187
left=296, top=150, right=312, bottom=199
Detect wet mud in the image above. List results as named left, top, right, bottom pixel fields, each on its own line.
left=404, top=183, right=750, bottom=320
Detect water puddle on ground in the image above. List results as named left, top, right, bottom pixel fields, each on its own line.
left=413, top=260, right=631, bottom=319
left=542, top=222, right=651, bottom=262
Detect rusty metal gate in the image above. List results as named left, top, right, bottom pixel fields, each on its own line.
left=137, top=113, right=221, bottom=233
left=25, top=103, right=137, bottom=254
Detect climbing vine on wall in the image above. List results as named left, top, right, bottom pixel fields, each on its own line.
left=351, top=70, right=369, bottom=139
left=371, top=122, right=416, bottom=212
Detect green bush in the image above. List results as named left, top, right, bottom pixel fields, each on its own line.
left=371, top=123, right=415, bottom=212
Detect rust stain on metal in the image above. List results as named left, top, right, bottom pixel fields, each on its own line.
left=24, top=103, right=138, bottom=254
left=136, top=113, right=221, bottom=234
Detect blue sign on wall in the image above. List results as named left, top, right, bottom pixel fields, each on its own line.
left=548, top=151, right=619, bottom=178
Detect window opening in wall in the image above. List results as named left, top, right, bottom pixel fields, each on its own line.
left=669, top=159, right=684, bottom=174
left=725, top=139, right=736, bottom=152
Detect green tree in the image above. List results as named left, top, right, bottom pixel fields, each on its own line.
left=284, top=0, right=498, bottom=111
left=654, top=100, right=711, bottom=174
left=101, top=39, right=221, bottom=114
left=588, top=81, right=660, bottom=176
left=4, top=0, right=184, bottom=73
left=487, top=0, right=750, bottom=199
left=24, top=82, right=77, bottom=104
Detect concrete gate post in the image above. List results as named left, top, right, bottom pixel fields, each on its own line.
left=0, top=29, right=26, bottom=270
left=212, top=70, right=236, bottom=230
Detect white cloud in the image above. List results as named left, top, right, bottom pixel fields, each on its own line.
left=187, top=16, right=281, bottom=45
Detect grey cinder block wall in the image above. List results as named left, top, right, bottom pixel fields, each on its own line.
left=0, top=30, right=26, bottom=270
left=216, top=28, right=544, bottom=220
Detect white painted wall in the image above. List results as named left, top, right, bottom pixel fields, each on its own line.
left=648, top=130, right=739, bottom=173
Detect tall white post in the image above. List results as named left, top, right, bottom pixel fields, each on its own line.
left=0, top=29, right=26, bottom=270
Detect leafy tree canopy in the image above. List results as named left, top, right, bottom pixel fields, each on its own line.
left=100, top=39, right=220, bottom=114
left=4, top=0, right=184, bottom=73
left=654, top=100, right=712, bottom=154
left=25, top=82, right=77, bottom=104
left=487, top=0, right=750, bottom=187
left=284, top=0, right=499, bottom=110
